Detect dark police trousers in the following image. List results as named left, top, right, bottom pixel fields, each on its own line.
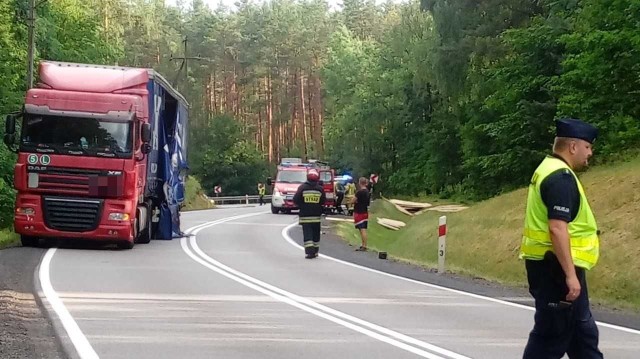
left=302, top=223, right=321, bottom=257
left=523, top=255, right=603, bottom=359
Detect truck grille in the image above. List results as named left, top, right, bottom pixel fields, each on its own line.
left=27, top=166, right=123, bottom=197
left=43, top=197, right=103, bottom=232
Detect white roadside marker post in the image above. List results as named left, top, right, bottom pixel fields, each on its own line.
left=438, top=216, right=446, bottom=274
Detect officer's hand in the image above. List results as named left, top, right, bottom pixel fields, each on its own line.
left=565, top=275, right=581, bottom=301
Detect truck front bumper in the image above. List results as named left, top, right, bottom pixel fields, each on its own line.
left=14, top=194, right=134, bottom=242
left=271, top=193, right=298, bottom=209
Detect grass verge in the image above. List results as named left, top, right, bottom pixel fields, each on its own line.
left=0, top=228, right=19, bottom=249
left=182, top=176, right=214, bottom=211
left=338, top=155, right=640, bottom=311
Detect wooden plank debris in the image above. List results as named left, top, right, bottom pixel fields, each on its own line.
left=377, top=217, right=403, bottom=230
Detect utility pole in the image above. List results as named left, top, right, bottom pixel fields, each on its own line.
left=170, top=36, right=214, bottom=90
left=26, top=0, right=48, bottom=89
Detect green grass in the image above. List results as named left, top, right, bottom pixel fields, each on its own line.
left=182, top=176, right=215, bottom=211
left=0, top=228, right=19, bottom=249
left=339, top=155, right=640, bottom=311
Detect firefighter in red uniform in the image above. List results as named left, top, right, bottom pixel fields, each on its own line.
left=293, top=169, right=326, bottom=259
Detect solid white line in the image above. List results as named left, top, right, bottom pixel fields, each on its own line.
left=182, top=215, right=469, bottom=359
left=181, top=239, right=447, bottom=359
left=189, top=237, right=470, bottom=359
left=280, top=223, right=640, bottom=336
left=40, top=248, right=99, bottom=359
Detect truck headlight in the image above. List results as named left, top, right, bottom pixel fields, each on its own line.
left=16, top=207, right=35, bottom=215
left=108, top=213, right=130, bottom=221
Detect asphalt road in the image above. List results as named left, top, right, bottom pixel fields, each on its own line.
left=40, top=206, right=640, bottom=359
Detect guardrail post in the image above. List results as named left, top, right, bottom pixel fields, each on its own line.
left=245, top=194, right=249, bottom=205
left=438, top=216, right=446, bottom=274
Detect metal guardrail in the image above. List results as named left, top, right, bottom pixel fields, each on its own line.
left=207, top=195, right=272, bottom=205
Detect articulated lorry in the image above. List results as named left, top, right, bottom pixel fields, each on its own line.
left=3, top=61, right=189, bottom=249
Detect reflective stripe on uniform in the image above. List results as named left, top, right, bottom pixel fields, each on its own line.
left=523, top=229, right=598, bottom=247
left=299, top=216, right=321, bottom=224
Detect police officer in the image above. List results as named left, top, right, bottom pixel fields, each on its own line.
left=293, top=169, right=326, bottom=259
left=257, top=182, right=266, bottom=206
left=520, top=118, right=603, bottom=358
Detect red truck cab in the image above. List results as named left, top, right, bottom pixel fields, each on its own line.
left=3, top=61, right=189, bottom=249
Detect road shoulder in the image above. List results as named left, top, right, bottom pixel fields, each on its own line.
left=0, top=246, right=66, bottom=359
left=289, top=219, right=640, bottom=331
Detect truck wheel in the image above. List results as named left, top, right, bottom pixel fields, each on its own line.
left=270, top=205, right=279, bottom=214
left=20, top=235, right=39, bottom=247
left=136, top=211, right=152, bottom=244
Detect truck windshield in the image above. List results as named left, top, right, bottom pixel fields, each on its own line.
left=21, top=114, right=133, bottom=158
left=276, top=170, right=307, bottom=183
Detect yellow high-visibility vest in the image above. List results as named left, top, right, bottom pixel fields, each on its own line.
left=258, top=186, right=266, bottom=195
left=345, top=183, right=356, bottom=196
left=519, top=156, right=599, bottom=270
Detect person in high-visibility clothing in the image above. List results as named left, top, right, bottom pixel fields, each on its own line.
left=344, top=178, right=357, bottom=215
left=520, top=118, right=602, bottom=358
left=293, top=169, right=326, bottom=259
left=257, top=182, right=266, bottom=206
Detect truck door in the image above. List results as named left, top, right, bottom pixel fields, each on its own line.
left=320, top=170, right=334, bottom=206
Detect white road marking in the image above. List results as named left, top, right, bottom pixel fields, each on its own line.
left=219, top=222, right=289, bottom=227
left=281, top=222, right=640, bottom=336
left=183, top=214, right=470, bottom=359
left=40, top=248, right=99, bottom=359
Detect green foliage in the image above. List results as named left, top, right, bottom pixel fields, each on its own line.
left=190, top=115, right=270, bottom=196
left=182, top=176, right=214, bottom=211
left=323, top=0, right=640, bottom=200
left=555, top=0, right=640, bottom=157
left=2, top=0, right=640, bottom=226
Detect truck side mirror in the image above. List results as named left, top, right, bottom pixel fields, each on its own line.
left=3, top=114, right=16, bottom=147
left=141, top=143, right=151, bottom=155
left=266, top=177, right=272, bottom=186
left=141, top=123, right=151, bottom=143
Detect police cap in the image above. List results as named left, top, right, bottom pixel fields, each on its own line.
left=555, top=118, right=598, bottom=144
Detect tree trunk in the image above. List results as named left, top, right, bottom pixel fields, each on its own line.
left=299, top=70, right=308, bottom=160
left=266, top=75, right=274, bottom=163
left=290, top=71, right=297, bottom=149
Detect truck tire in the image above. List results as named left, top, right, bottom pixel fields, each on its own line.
left=270, top=205, right=279, bottom=214
left=136, top=208, right=152, bottom=244
left=20, top=235, right=38, bottom=247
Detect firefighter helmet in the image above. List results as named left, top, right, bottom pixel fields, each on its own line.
left=307, top=169, right=320, bottom=182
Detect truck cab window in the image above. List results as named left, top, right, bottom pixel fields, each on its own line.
left=21, top=114, right=133, bottom=157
